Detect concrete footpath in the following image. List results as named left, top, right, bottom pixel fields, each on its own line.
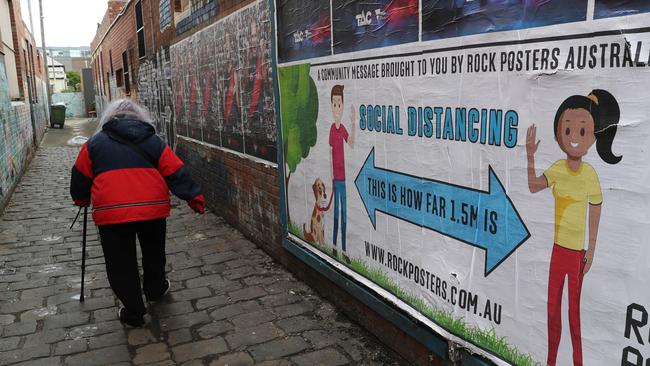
left=0, top=120, right=405, bottom=365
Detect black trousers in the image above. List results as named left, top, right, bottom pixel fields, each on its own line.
left=98, top=218, right=167, bottom=318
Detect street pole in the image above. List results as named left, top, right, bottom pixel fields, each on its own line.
left=38, top=0, right=52, bottom=115
left=26, top=0, right=38, bottom=146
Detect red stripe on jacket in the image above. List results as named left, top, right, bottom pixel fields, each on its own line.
left=91, top=168, right=170, bottom=225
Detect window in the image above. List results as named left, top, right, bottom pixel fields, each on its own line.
left=160, top=0, right=172, bottom=30
left=105, top=72, right=110, bottom=98
left=100, top=51, right=105, bottom=95
left=122, top=51, right=130, bottom=94
left=135, top=1, right=146, bottom=58
left=115, top=69, right=123, bottom=87
left=109, top=50, right=113, bottom=74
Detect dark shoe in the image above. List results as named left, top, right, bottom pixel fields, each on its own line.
left=332, top=248, right=338, bottom=258
left=147, top=279, right=171, bottom=302
left=342, top=254, right=351, bottom=264
left=118, top=307, right=145, bottom=327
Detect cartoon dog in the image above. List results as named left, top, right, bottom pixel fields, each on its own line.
left=304, top=178, right=329, bottom=245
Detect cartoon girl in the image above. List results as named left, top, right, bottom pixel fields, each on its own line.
left=526, top=89, right=621, bottom=366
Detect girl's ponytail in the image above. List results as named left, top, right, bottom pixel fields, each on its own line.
left=590, top=89, right=622, bottom=165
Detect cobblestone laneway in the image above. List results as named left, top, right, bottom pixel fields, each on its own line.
left=0, top=140, right=405, bottom=364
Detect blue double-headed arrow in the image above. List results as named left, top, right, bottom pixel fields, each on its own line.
left=354, top=148, right=530, bottom=276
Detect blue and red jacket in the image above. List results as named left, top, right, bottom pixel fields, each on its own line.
left=70, top=117, right=202, bottom=226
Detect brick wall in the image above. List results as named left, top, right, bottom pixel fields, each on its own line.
left=91, top=0, right=138, bottom=102
left=91, top=0, right=128, bottom=52
left=92, top=0, right=177, bottom=133
left=176, top=138, right=281, bottom=246
left=7, top=0, right=46, bottom=104
left=7, top=0, right=25, bottom=99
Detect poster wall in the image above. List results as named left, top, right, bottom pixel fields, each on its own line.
left=276, top=0, right=331, bottom=63
left=422, top=0, right=588, bottom=41
left=170, top=0, right=277, bottom=162
left=276, top=1, right=650, bottom=365
left=595, top=0, right=650, bottom=19
left=332, top=0, right=419, bottom=54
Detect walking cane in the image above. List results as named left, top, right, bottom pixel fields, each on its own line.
left=80, top=206, right=87, bottom=303
left=70, top=206, right=88, bottom=302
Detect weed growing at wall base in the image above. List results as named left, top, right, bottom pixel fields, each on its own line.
left=288, top=221, right=540, bottom=366
left=288, top=221, right=305, bottom=241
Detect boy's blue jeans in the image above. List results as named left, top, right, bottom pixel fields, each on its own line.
left=333, top=180, right=346, bottom=251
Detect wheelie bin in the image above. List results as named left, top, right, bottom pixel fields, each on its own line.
left=50, top=103, right=66, bottom=128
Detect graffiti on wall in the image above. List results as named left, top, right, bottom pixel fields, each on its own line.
left=0, top=56, right=41, bottom=204
left=137, top=48, right=175, bottom=142
left=0, top=54, right=18, bottom=199
left=15, top=105, right=31, bottom=147
left=33, top=78, right=48, bottom=139
left=170, top=0, right=276, bottom=162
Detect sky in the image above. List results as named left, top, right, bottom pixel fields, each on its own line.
left=19, top=0, right=109, bottom=47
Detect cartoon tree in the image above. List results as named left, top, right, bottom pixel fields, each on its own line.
left=279, top=64, right=318, bottom=221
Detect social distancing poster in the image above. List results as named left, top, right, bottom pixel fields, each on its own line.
left=275, top=1, right=650, bottom=364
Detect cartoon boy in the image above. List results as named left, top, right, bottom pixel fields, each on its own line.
left=329, top=85, right=355, bottom=262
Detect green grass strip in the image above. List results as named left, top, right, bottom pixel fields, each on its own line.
left=288, top=221, right=540, bottom=366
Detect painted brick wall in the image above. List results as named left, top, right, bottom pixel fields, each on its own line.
left=0, top=28, right=47, bottom=211
left=0, top=101, right=36, bottom=210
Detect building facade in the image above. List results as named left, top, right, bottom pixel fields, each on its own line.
left=91, top=0, right=176, bottom=139
left=46, top=56, right=66, bottom=93
left=42, top=46, right=91, bottom=74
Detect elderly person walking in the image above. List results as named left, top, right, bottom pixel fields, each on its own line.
left=70, top=99, right=205, bottom=327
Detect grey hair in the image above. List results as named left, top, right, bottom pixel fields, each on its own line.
left=97, top=99, right=154, bottom=131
